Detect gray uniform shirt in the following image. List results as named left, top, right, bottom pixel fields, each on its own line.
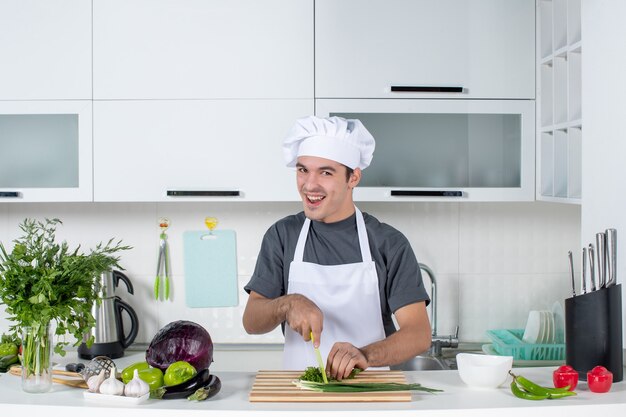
left=244, top=211, right=430, bottom=337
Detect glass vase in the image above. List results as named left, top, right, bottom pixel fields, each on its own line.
left=21, top=323, right=52, bottom=393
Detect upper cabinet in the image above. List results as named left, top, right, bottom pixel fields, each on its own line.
left=0, top=0, right=91, bottom=100
left=537, top=0, right=582, bottom=203
left=93, top=0, right=314, bottom=100
left=315, top=0, right=535, bottom=99
left=93, top=100, right=311, bottom=202
left=0, top=101, right=93, bottom=202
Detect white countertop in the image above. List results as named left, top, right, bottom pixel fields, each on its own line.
left=1, top=351, right=625, bottom=417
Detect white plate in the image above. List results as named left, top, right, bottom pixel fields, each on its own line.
left=552, top=301, right=565, bottom=344
left=522, top=310, right=542, bottom=344
left=83, top=391, right=149, bottom=405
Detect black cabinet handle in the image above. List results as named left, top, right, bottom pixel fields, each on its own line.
left=391, top=190, right=463, bottom=197
left=391, top=86, right=463, bottom=93
left=0, top=191, right=20, bottom=198
left=167, top=190, right=240, bottom=197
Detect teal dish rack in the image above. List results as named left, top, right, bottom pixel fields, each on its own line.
left=486, top=329, right=565, bottom=361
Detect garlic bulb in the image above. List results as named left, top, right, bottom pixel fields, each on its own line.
left=98, top=366, right=125, bottom=396
left=87, top=369, right=106, bottom=393
left=124, top=369, right=150, bottom=398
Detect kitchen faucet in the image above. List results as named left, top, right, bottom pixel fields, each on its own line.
left=419, top=263, right=459, bottom=357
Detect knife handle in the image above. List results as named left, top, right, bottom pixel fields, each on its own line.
left=606, top=229, right=617, bottom=287
left=581, top=247, right=587, bottom=294
left=588, top=244, right=596, bottom=291
left=596, top=233, right=607, bottom=288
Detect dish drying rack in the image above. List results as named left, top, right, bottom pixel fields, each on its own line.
left=486, top=329, right=565, bottom=361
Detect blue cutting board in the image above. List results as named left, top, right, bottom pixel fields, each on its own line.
left=183, top=230, right=238, bottom=308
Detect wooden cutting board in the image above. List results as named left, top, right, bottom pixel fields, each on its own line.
left=249, top=370, right=412, bottom=402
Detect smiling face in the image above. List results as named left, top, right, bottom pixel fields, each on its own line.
left=296, top=156, right=361, bottom=223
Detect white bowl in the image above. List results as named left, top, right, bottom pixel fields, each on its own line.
left=456, top=353, right=513, bottom=389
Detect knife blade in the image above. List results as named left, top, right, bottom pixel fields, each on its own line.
left=310, top=331, right=328, bottom=384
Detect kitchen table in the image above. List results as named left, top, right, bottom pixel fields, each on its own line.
left=1, top=351, right=625, bottom=417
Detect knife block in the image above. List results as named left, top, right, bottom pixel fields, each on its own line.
left=565, top=284, right=623, bottom=382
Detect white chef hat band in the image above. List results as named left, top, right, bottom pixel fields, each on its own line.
left=294, top=135, right=361, bottom=170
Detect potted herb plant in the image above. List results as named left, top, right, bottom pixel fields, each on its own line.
left=0, top=218, right=130, bottom=393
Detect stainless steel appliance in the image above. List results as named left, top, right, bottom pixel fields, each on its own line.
left=78, top=270, right=139, bottom=359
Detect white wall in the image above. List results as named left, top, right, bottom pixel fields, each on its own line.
left=581, top=0, right=626, bottom=338
left=0, top=201, right=580, bottom=345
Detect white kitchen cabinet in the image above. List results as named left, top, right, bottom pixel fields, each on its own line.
left=0, top=101, right=93, bottom=202
left=317, top=99, right=535, bottom=202
left=315, top=0, right=535, bottom=99
left=537, top=0, right=582, bottom=203
left=0, top=0, right=91, bottom=100
left=93, top=100, right=313, bottom=202
left=93, top=0, right=313, bottom=100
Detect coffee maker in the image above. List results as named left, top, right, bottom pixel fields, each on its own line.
left=78, top=270, right=139, bottom=359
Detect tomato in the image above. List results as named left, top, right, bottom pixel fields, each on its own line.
left=587, top=366, right=613, bottom=393
left=553, top=365, right=578, bottom=391
left=163, top=361, right=197, bottom=386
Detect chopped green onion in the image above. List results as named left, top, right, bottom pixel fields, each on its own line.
left=293, top=379, right=442, bottom=393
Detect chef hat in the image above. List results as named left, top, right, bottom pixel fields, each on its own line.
left=283, top=116, right=376, bottom=170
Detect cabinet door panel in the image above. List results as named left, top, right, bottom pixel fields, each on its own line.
left=93, top=100, right=313, bottom=201
left=316, top=0, right=534, bottom=99
left=93, top=0, right=313, bottom=99
left=0, top=101, right=93, bottom=202
left=0, top=0, right=91, bottom=99
left=317, top=99, right=535, bottom=202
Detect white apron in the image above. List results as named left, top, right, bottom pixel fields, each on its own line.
left=283, top=207, right=387, bottom=370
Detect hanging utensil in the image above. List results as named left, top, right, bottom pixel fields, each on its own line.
left=568, top=250, right=576, bottom=298
left=154, top=217, right=171, bottom=301
left=596, top=232, right=607, bottom=288
left=588, top=243, right=597, bottom=291
left=606, top=228, right=617, bottom=287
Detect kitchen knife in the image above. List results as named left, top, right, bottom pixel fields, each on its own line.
left=581, top=247, right=587, bottom=294
left=568, top=250, right=576, bottom=297
left=596, top=233, right=607, bottom=288
left=310, top=331, right=328, bottom=384
left=588, top=244, right=597, bottom=291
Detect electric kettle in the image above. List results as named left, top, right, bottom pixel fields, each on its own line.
left=78, top=270, right=139, bottom=359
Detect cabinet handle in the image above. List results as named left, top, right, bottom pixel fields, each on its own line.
left=391, top=190, right=463, bottom=197
left=0, top=191, right=20, bottom=198
left=390, top=86, right=463, bottom=93
left=167, top=190, right=240, bottom=197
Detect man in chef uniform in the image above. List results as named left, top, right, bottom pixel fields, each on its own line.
left=243, top=116, right=431, bottom=379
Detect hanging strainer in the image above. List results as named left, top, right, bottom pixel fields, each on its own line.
left=79, top=356, right=117, bottom=381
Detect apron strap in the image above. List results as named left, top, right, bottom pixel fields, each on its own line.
left=293, top=217, right=311, bottom=262
left=294, top=207, right=372, bottom=263
left=355, top=207, right=372, bottom=262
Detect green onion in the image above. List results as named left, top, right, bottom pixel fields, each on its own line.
left=293, top=380, right=442, bottom=393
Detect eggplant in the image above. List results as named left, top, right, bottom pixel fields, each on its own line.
left=187, top=375, right=221, bottom=401
left=151, top=368, right=211, bottom=399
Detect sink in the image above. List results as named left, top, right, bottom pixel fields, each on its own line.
left=391, top=355, right=455, bottom=371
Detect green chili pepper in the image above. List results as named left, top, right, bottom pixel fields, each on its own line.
left=511, top=380, right=549, bottom=400
left=509, top=371, right=576, bottom=400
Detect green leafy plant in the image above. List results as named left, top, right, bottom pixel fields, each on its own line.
left=0, top=218, right=131, bottom=358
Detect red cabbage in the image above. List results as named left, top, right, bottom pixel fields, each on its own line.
left=146, top=320, right=213, bottom=371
